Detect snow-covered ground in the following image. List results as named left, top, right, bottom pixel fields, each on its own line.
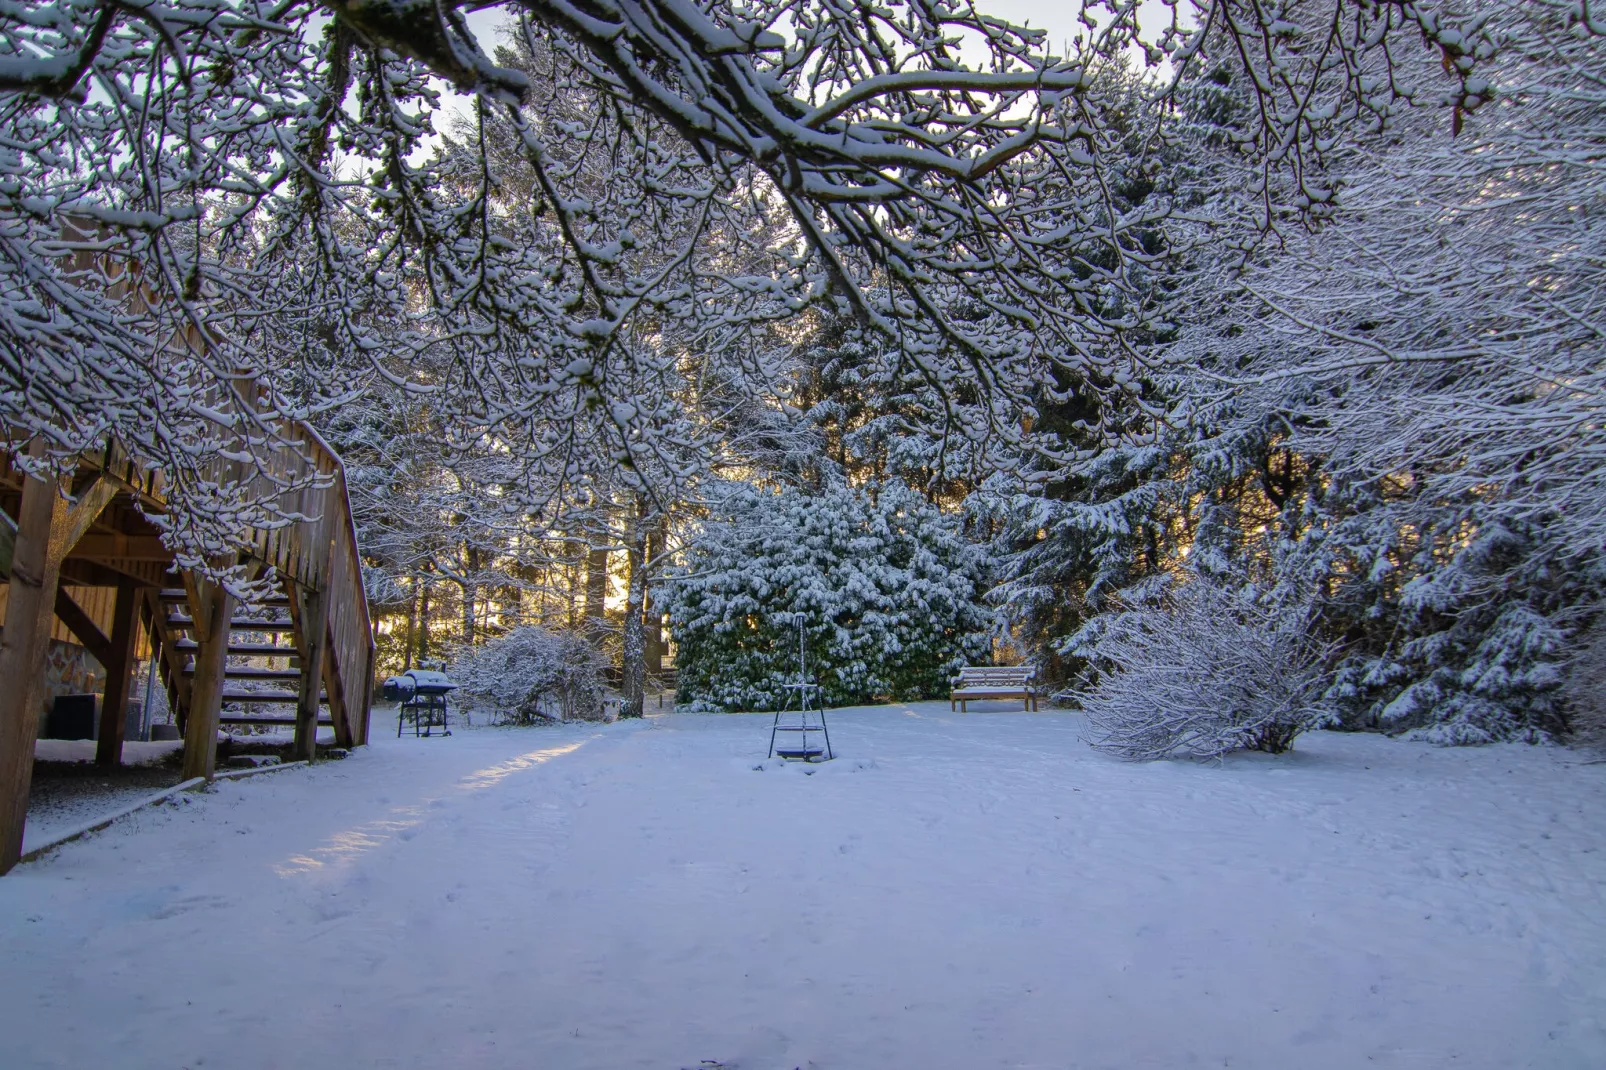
left=32, top=739, right=185, bottom=766
left=23, top=739, right=188, bottom=848
left=3, top=703, right=1604, bottom=1069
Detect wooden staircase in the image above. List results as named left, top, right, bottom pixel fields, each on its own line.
left=0, top=422, right=375, bottom=780
left=0, top=234, right=376, bottom=874
left=146, top=586, right=339, bottom=734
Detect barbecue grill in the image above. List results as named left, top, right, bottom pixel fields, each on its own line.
left=387, top=668, right=457, bottom=737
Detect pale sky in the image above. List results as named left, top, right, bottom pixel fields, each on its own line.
left=461, top=1, right=1161, bottom=65
left=437, top=1, right=1174, bottom=153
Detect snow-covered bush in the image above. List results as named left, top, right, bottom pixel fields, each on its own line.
left=1069, top=580, right=1333, bottom=760
left=451, top=628, right=607, bottom=724
left=663, top=482, right=993, bottom=711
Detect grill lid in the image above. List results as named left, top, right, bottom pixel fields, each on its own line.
left=405, top=669, right=457, bottom=694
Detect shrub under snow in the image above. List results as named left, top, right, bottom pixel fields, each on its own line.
left=662, top=481, right=992, bottom=711
left=1069, top=580, right=1334, bottom=760
left=452, top=627, right=608, bottom=723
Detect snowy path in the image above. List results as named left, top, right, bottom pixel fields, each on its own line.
left=3, top=704, right=1605, bottom=1069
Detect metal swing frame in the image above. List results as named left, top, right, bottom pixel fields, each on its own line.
left=767, top=614, right=833, bottom=762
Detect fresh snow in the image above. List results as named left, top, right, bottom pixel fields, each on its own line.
left=31, top=740, right=184, bottom=766
left=22, top=740, right=188, bottom=850
left=3, top=704, right=1605, bottom=1069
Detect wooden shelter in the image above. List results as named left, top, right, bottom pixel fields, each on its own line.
left=0, top=432, right=374, bottom=874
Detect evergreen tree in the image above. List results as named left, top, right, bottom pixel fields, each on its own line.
left=664, top=482, right=993, bottom=711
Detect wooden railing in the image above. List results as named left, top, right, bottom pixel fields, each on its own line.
left=288, top=428, right=373, bottom=746
left=228, top=421, right=374, bottom=747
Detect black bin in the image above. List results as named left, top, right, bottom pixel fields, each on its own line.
left=46, top=694, right=98, bottom=740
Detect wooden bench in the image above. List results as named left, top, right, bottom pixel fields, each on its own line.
left=654, top=667, right=678, bottom=710
left=950, top=666, right=1039, bottom=712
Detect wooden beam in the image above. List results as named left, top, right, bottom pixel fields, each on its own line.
left=52, top=587, right=113, bottom=669
left=0, top=462, right=72, bottom=875
left=0, top=474, right=117, bottom=578
left=323, top=637, right=355, bottom=750
left=180, top=571, right=233, bottom=781
left=0, top=508, right=14, bottom=576
left=95, top=579, right=142, bottom=768
left=291, top=584, right=329, bottom=763
left=69, top=534, right=171, bottom=562
left=61, top=476, right=117, bottom=552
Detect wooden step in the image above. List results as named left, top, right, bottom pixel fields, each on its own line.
left=219, top=716, right=333, bottom=727
left=159, top=588, right=290, bottom=606
left=167, top=616, right=295, bottom=632
left=173, top=639, right=299, bottom=657
left=221, top=689, right=324, bottom=704
left=224, top=667, right=302, bottom=681
left=182, top=666, right=302, bottom=682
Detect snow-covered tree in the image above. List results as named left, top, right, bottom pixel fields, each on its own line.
left=663, top=481, right=992, bottom=711
left=1, top=0, right=1195, bottom=580
left=451, top=626, right=608, bottom=723
left=1071, top=578, right=1334, bottom=759
left=979, top=2, right=1606, bottom=746
left=1159, top=0, right=1605, bottom=742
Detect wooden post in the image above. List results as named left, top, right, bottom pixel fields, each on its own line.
left=358, top=647, right=374, bottom=746
left=323, top=644, right=355, bottom=749
left=95, top=578, right=142, bottom=768
left=0, top=460, right=116, bottom=874
left=292, top=583, right=328, bottom=762
left=0, top=468, right=71, bottom=874
left=181, top=574, right=234, bottom=781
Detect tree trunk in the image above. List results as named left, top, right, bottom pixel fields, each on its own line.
left=620, top=508, right=647, bottom=719
left=416, top=583, right=432, bottom=668
left=401, top=585, right=417, bottom=671
left=460, top=544, right=479, bottom=645
left=644, top=524, right=665, bottom=678
left=584, top=542, right=609, bottom=648
left=566, top=541, right=581, bottom=632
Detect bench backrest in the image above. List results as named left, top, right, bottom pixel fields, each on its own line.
left=955, top=666, right=1033, bottom=686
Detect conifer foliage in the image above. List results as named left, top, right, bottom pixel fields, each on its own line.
left=663, top=483, right=992, bottom=711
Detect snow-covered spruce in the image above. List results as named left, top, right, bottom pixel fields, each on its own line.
left=1069, top=579, right=1333, bottom=760
left=450, top=627, right=608, bottom=723
left=662, top=482, right=992, bottom=711
left=985, top=3, right=1606, bottom=746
